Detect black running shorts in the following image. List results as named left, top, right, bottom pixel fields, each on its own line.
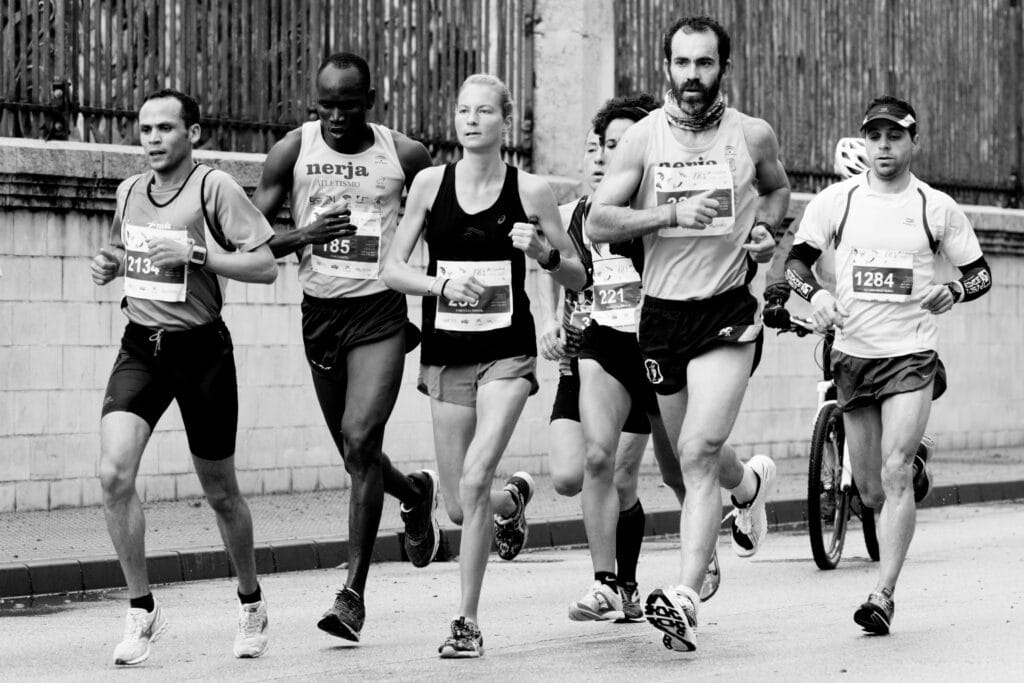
left=102, top=319, right=238, bottom=460
left=831, top=350, right=947, bottom=412
left=579, top=323, right=658, bottom=433
left=301, top=289, right=419, bottom=377
left=638, top=287, right=764, bottom=396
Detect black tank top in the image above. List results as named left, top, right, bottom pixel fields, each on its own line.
left=420, top=163, right=536, bottom=365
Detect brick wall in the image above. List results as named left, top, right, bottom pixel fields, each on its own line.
left=1, top=138, right=1021, bottom=510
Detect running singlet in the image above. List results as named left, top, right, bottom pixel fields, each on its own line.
left=111, top=165, right=274, bottom=331
left=557, top=197, right=594, bottom=374
left=631, top=108, right=758, bottom=301
left=420, top=163, right=536, bottom=365
left=794, top=173, right=983, bottom=358
left=291, top=121, right=406, bottom=298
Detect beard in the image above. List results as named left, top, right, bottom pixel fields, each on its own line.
left=670, top=75, right=723, bottom=113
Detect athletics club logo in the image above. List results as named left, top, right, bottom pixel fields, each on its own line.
left=644, top=359, right=663, bottom=384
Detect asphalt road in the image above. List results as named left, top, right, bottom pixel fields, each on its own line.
left=2, top=502, right=1022, bottom=681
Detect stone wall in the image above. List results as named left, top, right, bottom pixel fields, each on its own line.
left=2, top=137, right=1022, bottom=510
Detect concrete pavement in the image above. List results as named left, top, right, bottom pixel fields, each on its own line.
left=2, top=448, right=1024, bottom=599
left=1, top=501, right=1022, bottom=680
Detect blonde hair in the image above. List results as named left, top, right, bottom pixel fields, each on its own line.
left=458, top=74, right=514, bottom=119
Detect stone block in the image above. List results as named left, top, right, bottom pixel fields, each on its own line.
left=141, top=474, right=177, bottom=502
left=146, top=551, right=184, bottom=585
left=81, top=478, right=103, bottom=507
left=235, top=469, right=262, bottom=496
left=0, top=564, right=32, bottom=597
left=268, top=541, right=318, bottom=573
left=318, top=465, right=347, bottom=490
left=78, top=303, right=112, bottom=346
left=23, top=559, right=83, bottom=595
left=261, top=468, right=292, bottom=494
left=11, top=214, right=48, bottom=256
left=29, top=436, right=63, bottom=479
left=49, top=478, right=83, bottom=509
left=61, top=258, right=98, bottom=301
left=0, top=483, right=16, bottom=511
left=0, top=302, right=12, bottom=345
left=61, top=346, right=96, bottom=389
left=13, top=391, right=48, bottom=436
left=14, top=480, right=49, bottom=510
left=29, top=345, right=62, bottom=390
left=174, top=474, right=205, bottom=500
left=0, top=257, right=31, bottom=301
left=291, top=466, right=318, bottom=492
left=179, top=546, right=229, bottom=582
left=45, top=302, right=82, bottom=346
left=79, top=555, right=126, bottom=591
left=4, top=346, right=32, bottom=390
left=12, top=302, right=48, bottom=345
left=28, top=257, right=62, bottom=301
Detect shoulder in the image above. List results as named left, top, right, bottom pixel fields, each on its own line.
left=806, top=177, right=860, bottom=215
left=117, top=174, right=145, bottom=196
left=914, top=177, right=960, bottom=212
left=516, top=169, right=558, bottom=199
left=199, top=167, right=245, bottom=193
left=266, top=127, right=303, bottom=164
left=737, top=112, right=778, bottom=156
left=389, top=129, right=433, bottom=175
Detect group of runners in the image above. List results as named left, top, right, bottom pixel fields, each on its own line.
left=88, top=13, right=991, bottom=666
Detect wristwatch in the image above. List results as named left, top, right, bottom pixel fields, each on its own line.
left=540, top=248, right=561, bottom=272
left=187, top=240, right=208, bottom=268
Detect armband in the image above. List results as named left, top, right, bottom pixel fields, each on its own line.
left=754, top=220, right=774, bottom=234
left=440, top=279, right=450, bottom=299
left=946, top=282, right=963, bottom=304
left=540, top=248, right=561, bottom=272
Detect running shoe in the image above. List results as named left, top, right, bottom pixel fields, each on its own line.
left=494, top=471, right=535, bottom=561
left=730, top=454, right=777, bottom=557
left=569, top=581, right=624, bottom=621
left=617, top=581, right=643, bottom=622
left=700, top=547, right=721, bottom=602
left=645, top=585, right=698, bottom=652
left=853, top=589, right=895, bottom=635
left=316, top=586, right=365, bottom=642
left=439, top=616, right=484, bottom=658
left=913, top=436, right=934, bottom=503
left=113, top=602, right=169, bottom=666
left=233, top=598, right=269, bottom=658
left=401, top=469, right=441, bottom=568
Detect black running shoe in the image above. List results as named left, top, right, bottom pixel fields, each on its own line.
left=853, top=589, right=894, bottom=635
left=316, top=587, right=365, bottom=641
left=401, top=469, right=441, bottom=568
left=438, top=617, right=484, bottom=658
left=494, top=471, right=535, bottom=561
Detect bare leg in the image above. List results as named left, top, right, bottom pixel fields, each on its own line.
left=193, top=455, right=258, bottom=594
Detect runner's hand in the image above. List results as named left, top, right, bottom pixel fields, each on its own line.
left=91, top=247, right=121, bottom=285
left=508, top=218, right=549, bottom=261
left=671, top=189, right=718, bottom=229
left=443, top=275, right=485, bottom=304
left=147, top=236, right=190, bottom=268
left=810, top=290, right=849, bottom=331
left=742, top=222, right=776, bottom=263
left=920, top=283, right=955, bottom=315
left=304, top=203, right=355, bottom=245
left=539, top=324, right=565, bottom=361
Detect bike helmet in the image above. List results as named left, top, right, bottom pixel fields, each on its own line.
left=833, top=137, right=869, bottom=178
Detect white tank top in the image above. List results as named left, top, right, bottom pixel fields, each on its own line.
left=291, top=121, right=405, bottom=298
left=633, top=108, right=757, bottom=300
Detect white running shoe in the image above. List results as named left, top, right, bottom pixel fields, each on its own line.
left=644, top=584, right=698, bottom=652
left=113, top=602, right=169, bottom=665
left=233, top=598, right=269, bottom=658
left=730, top=454, right=776, bottom=557
left=699, top=547, right=721, bottom=602
left=568, top=581, right=624, bottom=621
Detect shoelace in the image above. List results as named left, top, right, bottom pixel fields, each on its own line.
left=735, top=507, right=754, bottom=534
left=238, top=606, right=264, bottom=636
left=123, top=611, right=149, bottom=640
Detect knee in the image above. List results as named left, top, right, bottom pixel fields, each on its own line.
left=881, top=451, right=914, bottom=493
left=859, top=484, right=886, bottom=510
left=340, top=425, right=383, bottom=476
left=583, top=443, right=615, bottom=480
left=459, top=466, right=492, bottom=509
left=680, top=435, right=727, bottom=464
left=444, top=500, right=464, bottom=526
left=203, top=483, right=242, bottom=515
left=551, top=470, right=582, bottom=497
left=99, top=459, right=135, bottom=502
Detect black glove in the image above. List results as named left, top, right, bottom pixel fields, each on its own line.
left=764, top=282, right=791, bottom=304
left=763, top=301, right=791, bottom=329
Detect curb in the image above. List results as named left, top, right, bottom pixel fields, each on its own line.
left=3, top=480, right=1023, bottom=600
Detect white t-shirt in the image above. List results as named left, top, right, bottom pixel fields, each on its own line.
left=794, top=173, right=982, bottom=358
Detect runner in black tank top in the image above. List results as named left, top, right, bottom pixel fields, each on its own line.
left=420, top=162, right=536, bottom=365
left=383, top=74, right=586, bottom=659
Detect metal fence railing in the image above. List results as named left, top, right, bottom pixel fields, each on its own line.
left=0, top=0, right=536, bottom=168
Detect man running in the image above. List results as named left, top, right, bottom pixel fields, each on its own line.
left=252, top=52, right=441, bottom=643
left=588, top=16, right=789, bottom=652
left=90, top=89, right=278, bottom=665
left=785, top=96, right=991, bottom=634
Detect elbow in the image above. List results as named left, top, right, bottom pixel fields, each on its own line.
left=257, top=258, right=278, bottom=284
left=381, top=262, right=396, bottom=290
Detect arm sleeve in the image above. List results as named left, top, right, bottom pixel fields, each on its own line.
left=764, top=208, right=802, bottom=300
left=208, top=171, right=275, bottom=252
left=785, top=242, right=825, bottom=302
left=956, top=255, right=992, bottom=302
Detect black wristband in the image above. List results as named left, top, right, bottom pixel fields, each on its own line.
left=946, top=282, right=962, bottom=304
left=540, top=248, right=561, bottom=272
left=440, top=279, right=450, bottom=298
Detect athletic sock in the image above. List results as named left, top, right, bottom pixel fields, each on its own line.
left=595, top=571, right=618, bottom=592
left=238, top=584, right=262, bottom=605
left=129, top=593, right=155, bottom=613
left=729, top=464, right=760, bottom=506
left=615, top=499, right=645, bottom=585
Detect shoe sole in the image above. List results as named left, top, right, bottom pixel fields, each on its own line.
left=407, top=469, right=442, bottom=568
left=614, top=610, right=644, bottom=623
left=114, top=613, right=169, bottom=666
left=439, top=646, right=484, bottom=658
left=854, top=605, right=891, bottom=635
left=644, top=588, right=696, bottom=652
left=496, top=471, right=535, bottom=561
left=234, top=640, right=269, bottom=659
left=700, top=549, right=721, bottom=603
left=317, top=615, right=361, bottom=642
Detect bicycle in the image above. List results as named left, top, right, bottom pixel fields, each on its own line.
left=766, top=307, right=879, bottom=569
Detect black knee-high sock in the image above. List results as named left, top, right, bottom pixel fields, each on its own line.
left=615, top=499, right=645, bottom=585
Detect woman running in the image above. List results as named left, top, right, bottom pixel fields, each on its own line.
left=383, top=73, right=586, bottom=658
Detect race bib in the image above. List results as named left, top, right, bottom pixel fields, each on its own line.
left=850, top=248, right=914, bottom=301
left=590, top=255, right=642, bottom=330
left=310, top=201, right=382, bottom=280
left=654, top=164, right=735, bottom=238
left=435, top=260, right=513, bottom=332
left=122, top=222, right=189, bottom=302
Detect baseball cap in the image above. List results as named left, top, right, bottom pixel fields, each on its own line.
left=860, top=101, right=917, bottom=131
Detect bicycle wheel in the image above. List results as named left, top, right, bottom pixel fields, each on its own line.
left=807, top=401, right=851, bottom=570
